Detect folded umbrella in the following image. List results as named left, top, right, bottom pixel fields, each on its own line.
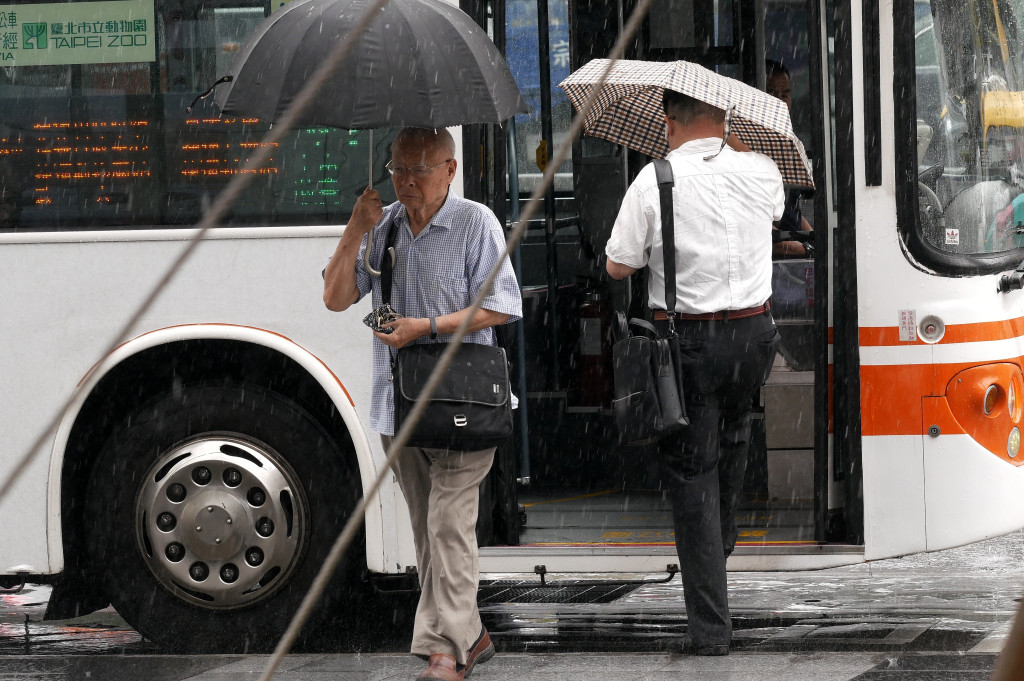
left=559, top=58, right=813, bottom=188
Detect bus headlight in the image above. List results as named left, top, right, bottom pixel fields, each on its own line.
left=945, top=364, right=1024, bottom=464
left=984, top=384, right=1000, bottom=415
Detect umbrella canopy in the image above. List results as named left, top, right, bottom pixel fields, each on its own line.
left=559, top=58, right=814, bottom=188
left=213, top=0, right=528, bottom=129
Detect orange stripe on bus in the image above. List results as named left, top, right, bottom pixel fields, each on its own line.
left=861, top=364, right=938, bottom=435
left=860, top=316, right=1024, bottom=346
left=861, top=361, right=1024, bottom=462
left=858, top=361, right=1012, bottom=436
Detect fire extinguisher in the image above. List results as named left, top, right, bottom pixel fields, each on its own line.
left=578, top=288, right=614, bottom=406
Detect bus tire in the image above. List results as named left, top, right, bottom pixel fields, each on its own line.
left=83, top=382, right=362, bottom=652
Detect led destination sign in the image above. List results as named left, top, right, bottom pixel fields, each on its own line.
left=0, top=0, right=155, bottom=66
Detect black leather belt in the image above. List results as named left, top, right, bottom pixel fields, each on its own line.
left=653, top=301, right=770, bottom=321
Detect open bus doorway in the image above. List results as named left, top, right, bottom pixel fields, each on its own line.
left=488, top=0, right=841, bottom=556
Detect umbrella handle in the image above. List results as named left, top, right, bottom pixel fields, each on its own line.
left=364, top=239, right=396, bottom=278
left=703, top=105, right=735, bottom=162
left=364, top=234, right=381, bottom=276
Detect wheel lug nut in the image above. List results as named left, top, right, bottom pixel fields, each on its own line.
left=220, top=563, right=239, bottom=583
left=165, top=542, right=185, bottom=562
left=247, top=487, right=266, bottom=507
left=189, top=561, right=209, bottom=581
left=166, top=483, right=186, bottom=503
left=256, top=517, right=274, bottom=537
left=156, top=512, right=176, bottom=531
left=207, top=506, right=214, bottom=512
left=245, top=547, right=264, bottom=567
left=215, top=538, right=222, bottom=544
left=223, top=468, right=242, bottom=487
left=191, top=466, right=212, bottom=485
left=196, top=526, right=202, bottom=532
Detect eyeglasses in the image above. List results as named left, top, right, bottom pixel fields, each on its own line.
left=385, top=158, right=452, bottom=178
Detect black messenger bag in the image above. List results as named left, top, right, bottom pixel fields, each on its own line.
left=393, top=342, right=513, bottom=450
left=379, top=220, right=513, bottom=450
left=611, top=314, right=687, bottom=444
left=610, top=158, right=689, bottom=444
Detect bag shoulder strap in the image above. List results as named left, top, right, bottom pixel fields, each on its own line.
left=652, top=159, right=676, bottom=320
left=613, top=312, right=661, bottom=340
left=379, top=217, right=399, bottom=306
left=628, top=317, right=659, bottom=337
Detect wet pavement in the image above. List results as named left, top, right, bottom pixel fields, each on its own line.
left=2, top=530, right=1023, bottom=679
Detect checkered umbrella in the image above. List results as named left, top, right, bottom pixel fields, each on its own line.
left=559, top=58, right=814, bottom=188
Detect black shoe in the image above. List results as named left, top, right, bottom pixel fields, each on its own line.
left=676, top=636, right=729, bottom=656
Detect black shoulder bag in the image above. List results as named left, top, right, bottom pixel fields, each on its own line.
left=610, top=159, right=689, bottom=444
left=380, top=221, right=513, bottom=450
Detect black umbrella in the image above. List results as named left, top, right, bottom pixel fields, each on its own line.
left=209, top=0, right=527, bottom=273
left=212, top=0, right=527, bottom=129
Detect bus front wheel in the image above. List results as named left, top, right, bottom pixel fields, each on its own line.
left=84, top=383, right=362, bottom=652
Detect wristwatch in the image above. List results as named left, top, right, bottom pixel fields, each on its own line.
left=429, top=317, right=438, bottom=340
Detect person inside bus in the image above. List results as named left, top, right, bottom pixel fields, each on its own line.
left=322, top=127, right=522, bottom=681
left=766, top=59, right=814, bottom=258
left=604, top=89, right=783, bottom=657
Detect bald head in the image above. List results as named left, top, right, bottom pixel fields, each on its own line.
left=393, top=127, right=456, bottom=159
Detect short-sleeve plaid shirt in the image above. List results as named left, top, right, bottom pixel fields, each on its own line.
left=354, top=191, right=523, bottom=435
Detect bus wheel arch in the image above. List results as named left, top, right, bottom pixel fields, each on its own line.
left=48, top=334, right=376, bottom=645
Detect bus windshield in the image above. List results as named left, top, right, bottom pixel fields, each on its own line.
left=915, top=0, right=1024, bottom=257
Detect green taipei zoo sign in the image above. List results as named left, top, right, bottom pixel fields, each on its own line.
left=0, top=0, right=155, bottom=66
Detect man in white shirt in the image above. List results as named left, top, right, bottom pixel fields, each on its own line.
left=605, top=89, right=783, bottom=656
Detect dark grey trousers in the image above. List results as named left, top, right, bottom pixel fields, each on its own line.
left=655, top=311, right=780, bottom=648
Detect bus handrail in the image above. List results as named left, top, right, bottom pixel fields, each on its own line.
left=505, top=215, right=580, bottom=230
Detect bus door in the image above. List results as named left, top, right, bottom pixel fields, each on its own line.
left=491, top=0, right=849, bottom=560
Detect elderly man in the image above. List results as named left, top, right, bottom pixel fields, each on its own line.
left=604, top=90, right=782, bottom=656
left=324, top=127, right=522, bottom=681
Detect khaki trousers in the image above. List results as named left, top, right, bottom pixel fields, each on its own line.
left=382, top=435, right=495, bottom=665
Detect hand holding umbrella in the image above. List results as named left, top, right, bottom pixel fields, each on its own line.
left=350, top=185, right=384, bottom=235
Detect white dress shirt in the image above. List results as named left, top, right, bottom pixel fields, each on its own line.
left=605, top=138, right=785, bottom=314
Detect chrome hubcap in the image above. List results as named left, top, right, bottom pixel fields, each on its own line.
left=135, top=435, right=307, bottom=609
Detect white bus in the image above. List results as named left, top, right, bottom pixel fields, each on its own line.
left=3, top=0, right=1024, bottom=652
